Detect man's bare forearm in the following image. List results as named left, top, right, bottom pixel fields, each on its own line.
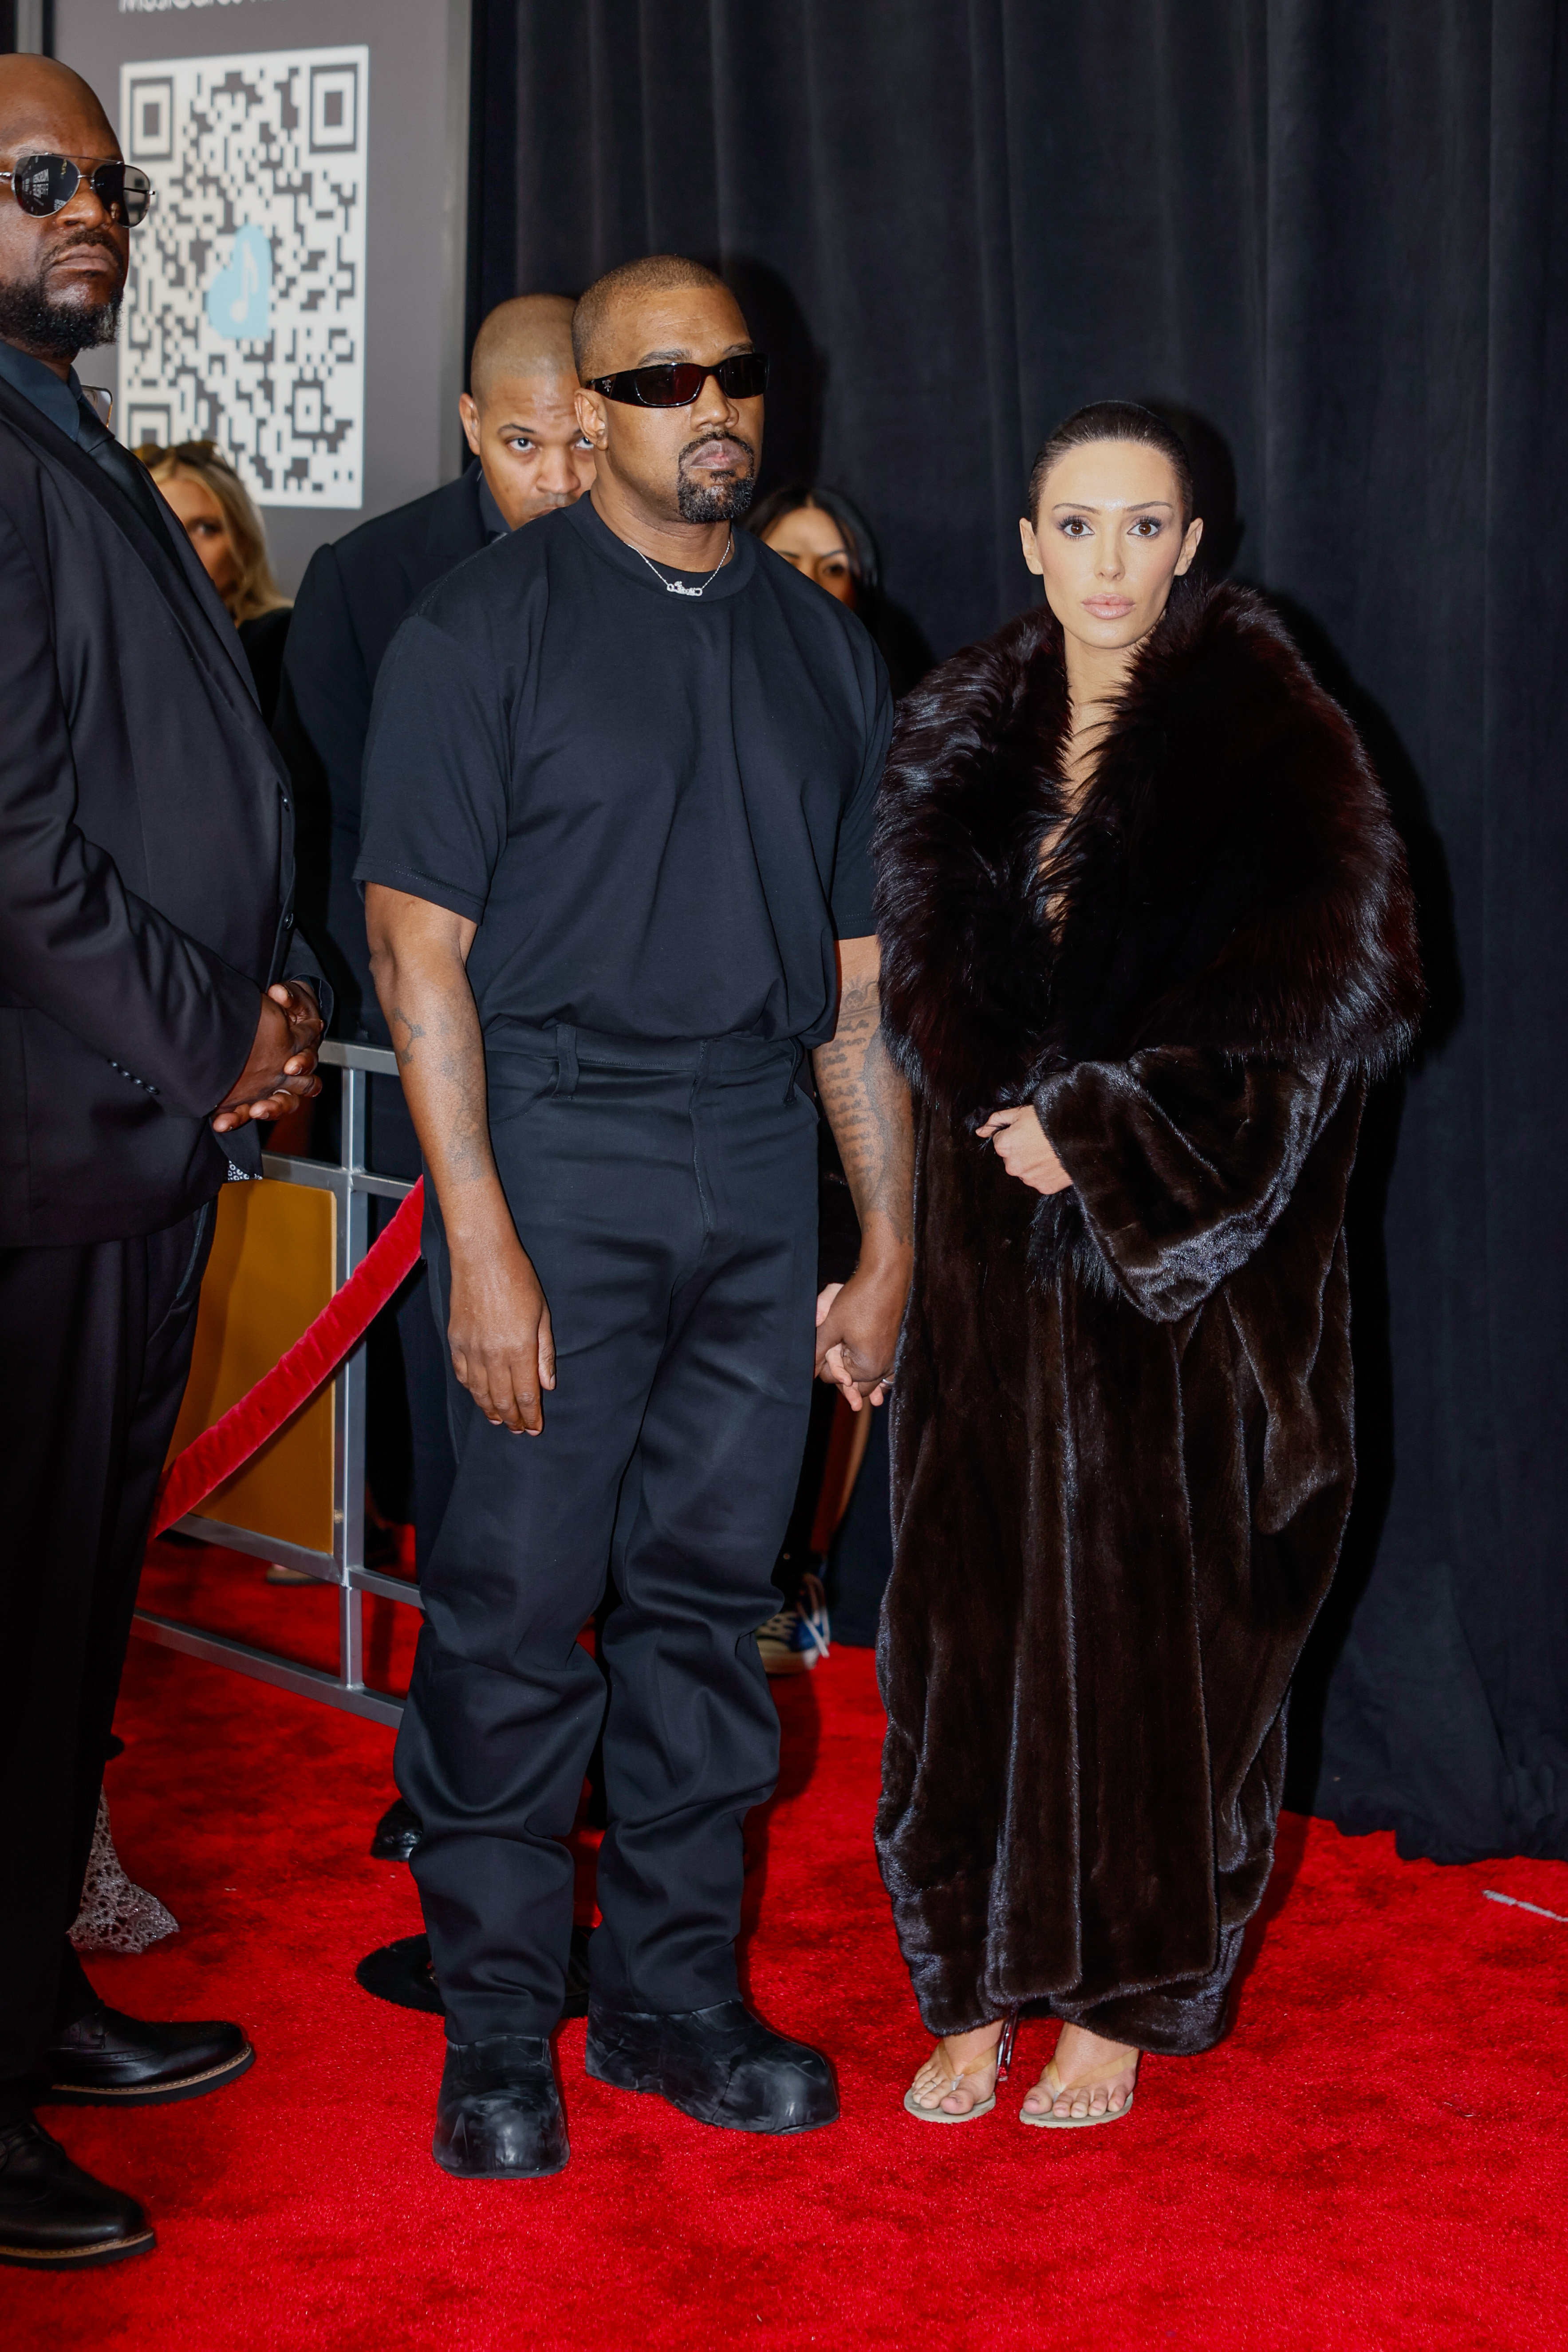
left=366, top=900, right=509, bottom=1243
left=812, top=939, right=913, bottom=1264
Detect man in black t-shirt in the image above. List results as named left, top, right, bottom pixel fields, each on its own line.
left=358, top=256, right=910, bottom=2179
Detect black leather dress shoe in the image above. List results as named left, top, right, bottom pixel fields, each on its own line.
left=433, top=2036, right=568, bottom=2179
left=42, top=2006, right=253, bottom=2107
left=585, top=1998, right=839, bottom=2133
left=0, top=2116, right=154, bottom=2267
left=370, top=1797, right=425, bottom=1861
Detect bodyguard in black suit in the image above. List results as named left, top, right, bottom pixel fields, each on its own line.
left=0, top=59, right=325, bottom=2269
left=277, top=295, right=593, bottom=1578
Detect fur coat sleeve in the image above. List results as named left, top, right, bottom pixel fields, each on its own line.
left=1036, top=1049, right=1332, bottom=1322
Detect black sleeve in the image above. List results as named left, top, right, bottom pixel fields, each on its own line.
left=355, top=612, right=512, bottom=921
left=829, top=640, right=893, bottom=941
left=276, top=545, right=378, bottom=1033
left=0, top=505, right=258, bottom=1118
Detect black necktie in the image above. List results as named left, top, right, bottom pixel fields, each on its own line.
left=74, top=397, right=181, bottom=564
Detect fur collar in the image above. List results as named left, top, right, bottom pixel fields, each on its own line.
left=873, top=577, right=1423, bottom=1125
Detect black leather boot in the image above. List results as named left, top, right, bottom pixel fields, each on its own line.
left=433, top=2036, right=569, bottom=2179
left=585, top=1998, right=838, bottom=2133
left=42, top=2005, right=253, bottom=2106
left=0, top=2116, right=154, bottom=2267
left=370, top=1797, right=424, bottom=1862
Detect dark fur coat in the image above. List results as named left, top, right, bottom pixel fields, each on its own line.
left=872, top=579, right=1422, bottom=2052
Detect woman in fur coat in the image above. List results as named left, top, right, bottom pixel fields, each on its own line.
left=874, top=404, right=1422, bottom=2128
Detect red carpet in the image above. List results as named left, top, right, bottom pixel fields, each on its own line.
left=12, top=1568, right=1568, bottom=2352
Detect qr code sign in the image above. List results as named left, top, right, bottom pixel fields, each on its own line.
left=118, top=47, right=369, bottom=508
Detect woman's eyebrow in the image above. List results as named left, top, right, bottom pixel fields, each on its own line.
left=1050, top=499, right=1175, bottom=513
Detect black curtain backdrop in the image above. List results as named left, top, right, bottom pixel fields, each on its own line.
left=470, top=2, right=1568, bottom=1863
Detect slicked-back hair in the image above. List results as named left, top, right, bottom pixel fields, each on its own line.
left=572, top=254, right=733, bottom=378
left=1026, top=402, right=1196, bottom=527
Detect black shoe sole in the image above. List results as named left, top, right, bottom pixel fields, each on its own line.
left=41, top=2041, right=255, bottom=2108
left=583, top=2047, right=839, bottom=2135
left=0, top=2228, right=156, bottom=2267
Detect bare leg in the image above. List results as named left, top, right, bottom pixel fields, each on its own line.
left=1020, top=2022, right=1140, bottom=2122
left=906, top=2020, right=1004, bottom=2117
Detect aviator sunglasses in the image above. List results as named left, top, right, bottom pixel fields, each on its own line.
left=0, top=154, right=155, bottom=226
left=584, top=354, right=769, bottom=407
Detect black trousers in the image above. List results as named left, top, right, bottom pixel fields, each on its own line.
left=366, top=1074, right=457, bottom=1570
left=0, top=1204, right=215, bottom=2088
left=397, top=1024, right=818, bottom=2042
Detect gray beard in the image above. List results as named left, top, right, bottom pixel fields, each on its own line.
left=0, top=277, right=120, bottom=362
left=676, top=469, right=755, bottom=524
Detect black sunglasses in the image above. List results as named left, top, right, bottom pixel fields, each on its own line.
left=0, top=154, right=154, bottom=227
left=584, top=354, right=769, bottom=408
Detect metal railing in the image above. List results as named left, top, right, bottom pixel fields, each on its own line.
left=132, top=1043, right=419, bottom=1728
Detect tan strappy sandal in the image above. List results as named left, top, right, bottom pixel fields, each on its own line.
left=903, top=2010, right=1017, bottom=2124
left=1020, top=2055, right=1137, bottom=2128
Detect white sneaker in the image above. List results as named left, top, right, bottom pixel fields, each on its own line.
left=756, top=1572, right=831, bottom=1677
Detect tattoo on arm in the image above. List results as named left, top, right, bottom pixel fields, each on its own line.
left=812, top=970, right=914, bottom=1249
left=382, top=963, right=495, bottom=1194
left=389, top=1007, right=425, bottom=1068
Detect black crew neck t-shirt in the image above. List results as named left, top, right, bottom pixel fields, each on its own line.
left=355, top=492, right=891, bottom=1048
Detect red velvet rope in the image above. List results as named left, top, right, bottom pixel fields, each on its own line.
left=153, top=1177, right=425, bottom=1537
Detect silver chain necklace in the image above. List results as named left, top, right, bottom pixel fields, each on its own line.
left=632, top=527, right=733, bottom=598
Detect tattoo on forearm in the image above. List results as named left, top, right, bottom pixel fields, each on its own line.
left=384, top=970, right=494, bottom=1190
left=813, top=974, right=914, bottom=1247
left=389, top=1005, right=425, bottom=1068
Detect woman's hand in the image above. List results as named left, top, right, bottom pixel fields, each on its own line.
left=976, top=1105, right=1074, bottom=1195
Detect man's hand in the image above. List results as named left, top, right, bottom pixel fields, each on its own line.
left=211, top=981, right=323, bottom=1132
left=976, top=1104, right=1073, bottom=1194
left=364, top=884, right=560, bottom=1433
left=447, top=1226, right=556, bottom=1434
left=815, top=1262, right=906, bottom=1412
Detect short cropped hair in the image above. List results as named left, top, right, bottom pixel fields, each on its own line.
left=572, top=254, right=732, bottom=378
left=469, top=293, right=577, bottom=406
left=1026, top=401, right=1196, bottom=526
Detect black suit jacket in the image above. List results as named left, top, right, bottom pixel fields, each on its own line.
left=0, top=377, right=322, bottom=1245
left=277, top=466, right=490, bottom=1042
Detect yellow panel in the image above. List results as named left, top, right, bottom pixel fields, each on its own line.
left=166, top=1181, right=337, bottom=1555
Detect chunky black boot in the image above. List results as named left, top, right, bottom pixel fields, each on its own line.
left=585, top=1998, right=838, bottom=2133
left=42, top=2006, right=253, bottom=2107
left=370, top=1797, right=424, bottom=1862
left=433, top=2036, right=569, bottom=2179
left=0, top=2116, right=154, bottom=2267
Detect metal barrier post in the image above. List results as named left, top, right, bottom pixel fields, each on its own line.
left=132, top=1044, right=421, bottom=1727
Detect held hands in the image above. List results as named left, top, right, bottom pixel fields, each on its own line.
left=815, top=1253, right=910, bottom=1413
left=976, top=1104, right=1074, bottom=1195
left=211, top=981, right=325, bottom=1133
left=446, top=1229, right=556, bottom=1434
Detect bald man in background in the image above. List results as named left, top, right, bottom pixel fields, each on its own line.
left=276, top=295, right=594, bottom=1606
left=280, top=295, right=593, bottom=1061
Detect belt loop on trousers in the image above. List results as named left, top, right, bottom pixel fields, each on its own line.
left=552, top=1022, right=580, bottom=1099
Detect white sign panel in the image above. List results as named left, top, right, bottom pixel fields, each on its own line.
left=118, top=46, right=369, bottom=508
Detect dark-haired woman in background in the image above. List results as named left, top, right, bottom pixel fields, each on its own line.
left=140, top=439, right=293, bottom=723
left=748, top=486, right=929, bottom=1670
left=751, top=483, right=931, bottom=701
left=875, top=405, right=1422, bottom=2128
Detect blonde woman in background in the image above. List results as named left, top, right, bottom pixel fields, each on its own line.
left=139, top=438, right=292, bottom=721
